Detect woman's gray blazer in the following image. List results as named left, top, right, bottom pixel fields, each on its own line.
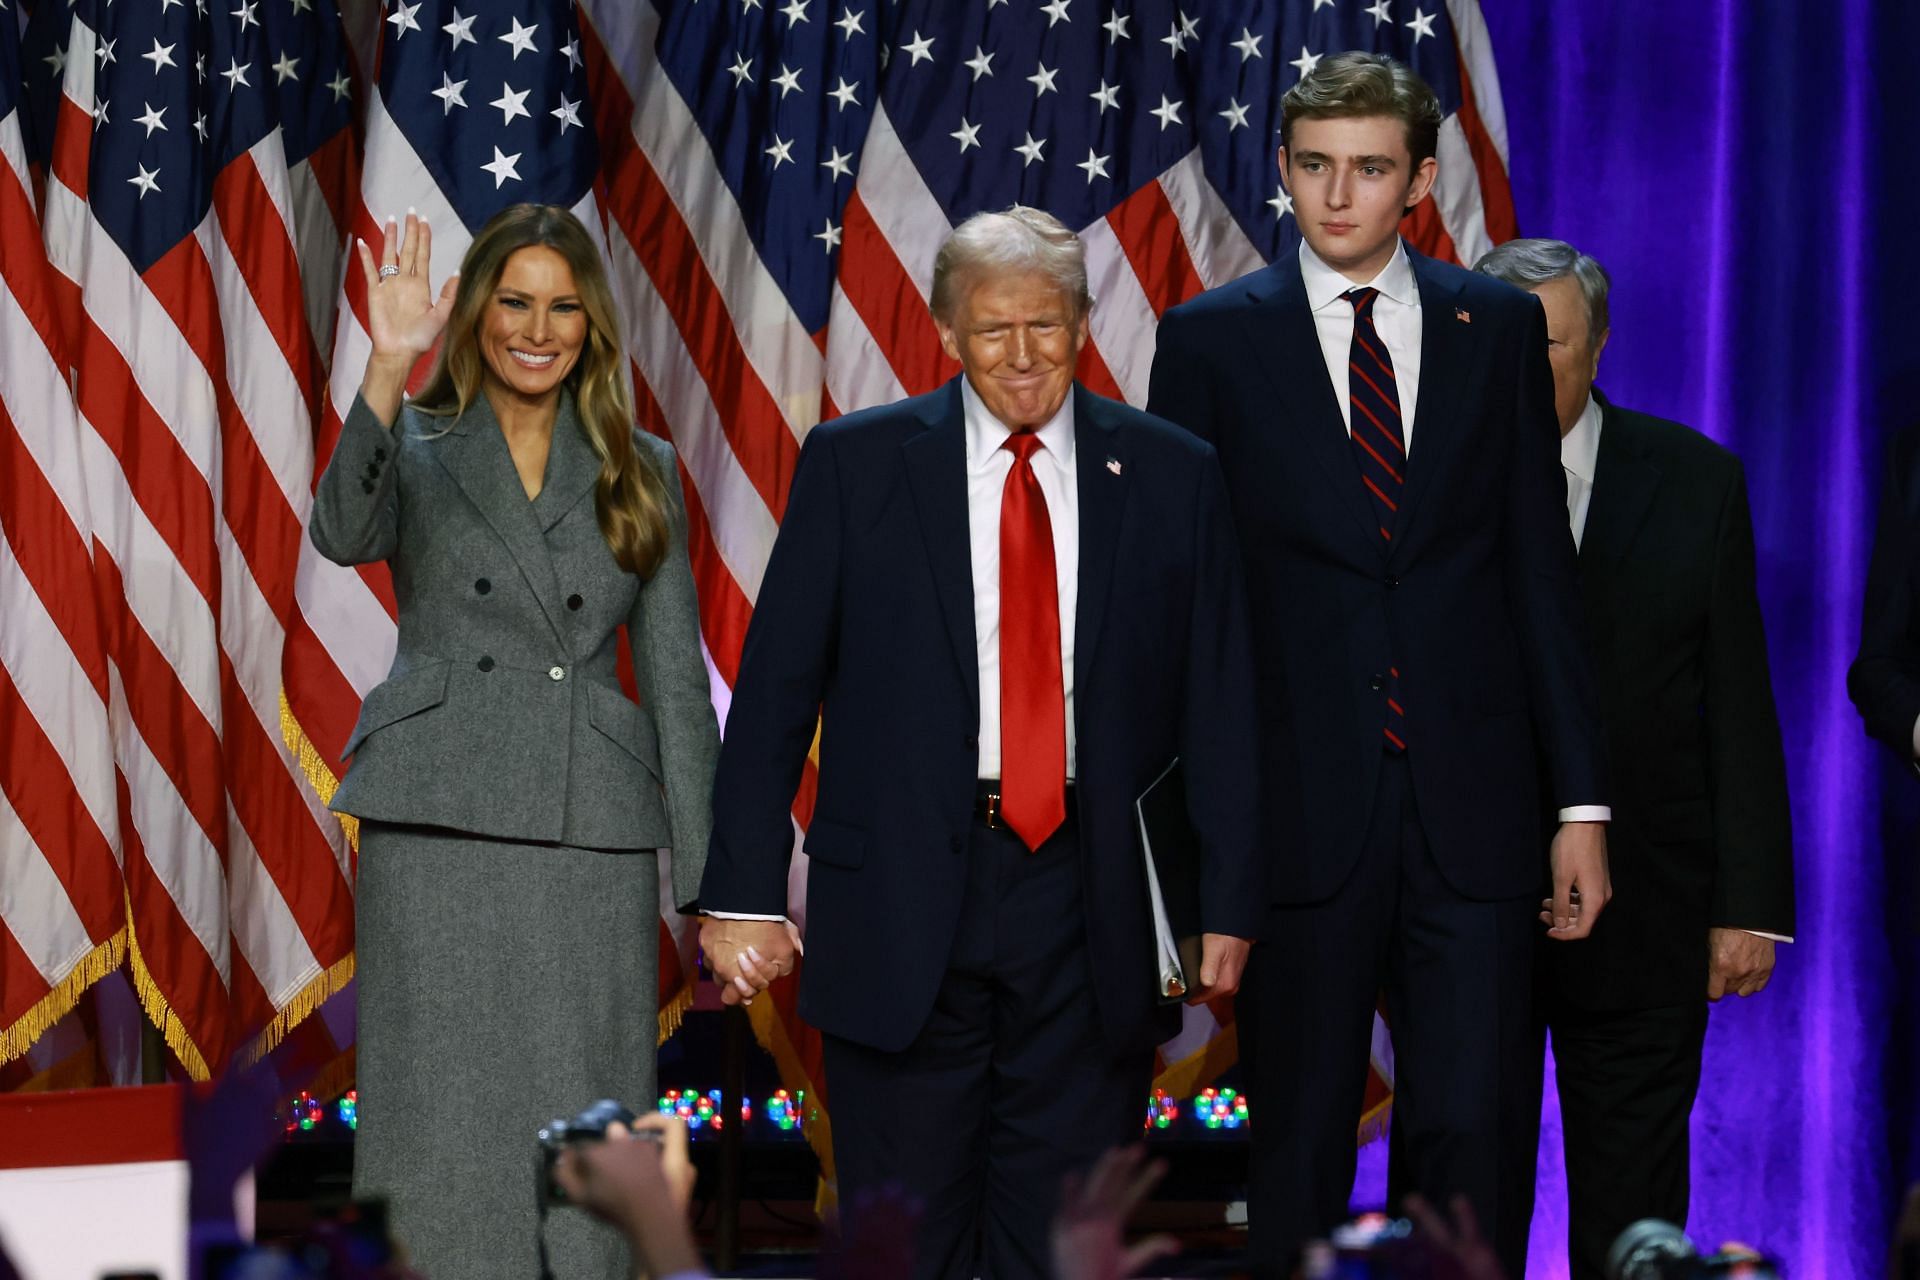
left=308, top=389, right=717, bottom=908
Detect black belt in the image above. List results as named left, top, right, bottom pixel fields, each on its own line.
left=973, top=780, right=1076, bottom=829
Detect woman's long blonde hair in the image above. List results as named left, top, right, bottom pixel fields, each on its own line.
left=412, top=204, right=673, bottom=578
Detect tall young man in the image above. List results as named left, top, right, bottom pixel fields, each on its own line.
left=1147, top=54, right=1612, bottom=1275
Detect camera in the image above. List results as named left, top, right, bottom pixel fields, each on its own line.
left=536, top=1098, right=654, bottom=1206
left=1607, top=1219, right=1782, bottom=1279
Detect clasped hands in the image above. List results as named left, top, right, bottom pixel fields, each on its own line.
left=699, top=917, right=804, bottom=1006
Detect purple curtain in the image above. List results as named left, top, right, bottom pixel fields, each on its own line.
left=1472, top=1, right=1919, bottom=1273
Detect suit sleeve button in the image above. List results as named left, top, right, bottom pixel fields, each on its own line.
left=549, top=666, right=567, bottom=681
left=475, top=578, right=491, bottom=594
left=567, top=593, right=583, bottom=610
left=360, top=480, right=375, bottom=494
left=478, top=656, right=495, bottom=672
left=374, top=447, right=387, bottom=461
left=1369, top=673, right=1385, bottom=691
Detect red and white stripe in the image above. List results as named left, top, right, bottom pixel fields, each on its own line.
left=0, top=91, right=127, bottom=1065
left=12, top=9, right=356, bottom=1077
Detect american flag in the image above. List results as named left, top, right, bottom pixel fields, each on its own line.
left=4, top=0, right=1514, bottom=1166
left=1, top=0, right=364, bottom=1082
left=1, top=0, right=127, bottom=1069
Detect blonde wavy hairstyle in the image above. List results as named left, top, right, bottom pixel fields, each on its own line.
left=411, top=203, right=673, bottom=578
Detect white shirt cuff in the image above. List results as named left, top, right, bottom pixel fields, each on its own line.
left=1557, top=805, right=1611, bottom=823
left=1910, top=712, right=1920, bottom=758
left=702, top=910, right=789, bottom=923
left=1736, top=929, right=1794, bottom=944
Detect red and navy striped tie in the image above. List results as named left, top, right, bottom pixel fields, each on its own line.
left=1346, top=287, right=1407, bottom=753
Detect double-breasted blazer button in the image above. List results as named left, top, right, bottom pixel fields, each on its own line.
left=475, top=578, right=491, bottom=594
left=373, top=446, right=387, bottom=461
left=478, top=656, right=495, bottom=672
left=567, top=593, right=583, bottom=610
left=964, top=735, right=978, bottom=751
left=1368, top=673, right=1385, bottom=691
left=548, top=666, right=566, bottom=681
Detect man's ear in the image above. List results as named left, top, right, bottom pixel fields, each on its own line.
left=933, top=314, right=960, bottom=362
left=1276, top=146, right=1292, bottom=192
left=1592, top=327, right=1610, bottom=377
left=1404, top=154, right=1440, bottom=210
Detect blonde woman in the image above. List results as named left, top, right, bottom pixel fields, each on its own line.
left=310, top=205, right=717, bottom=1280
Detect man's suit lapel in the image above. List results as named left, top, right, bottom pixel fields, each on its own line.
left=428, top=391, right=574, bottom=652
left=1072, top=385, right=1128, bottom=700
left=901, top=380, right=981, bottom=721
left=1236, top=258, right=1382, bottom=554
left=1394, top=250, right=1470, bottom=553
left=1580, top=392, right=1660, bottom=572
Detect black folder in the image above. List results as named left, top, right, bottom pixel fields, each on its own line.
left=1135, top=758, right=1204, bottom=1004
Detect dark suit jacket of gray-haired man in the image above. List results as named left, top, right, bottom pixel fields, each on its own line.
left=698, top=208, right=1264, bottom=1280
left=310, top=208, right=719, bottom=1280
left=1475, top=238, right=1794, bottom=1280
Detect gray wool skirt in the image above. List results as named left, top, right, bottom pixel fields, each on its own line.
left=353, top=823, right=662, bottom=1280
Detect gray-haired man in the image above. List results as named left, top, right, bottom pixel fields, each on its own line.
left=1474, top=238, right=1795, bottom=1278
left=699, top=208, right=1263, bottom=1278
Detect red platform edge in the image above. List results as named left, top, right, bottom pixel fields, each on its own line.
left=0, top=1085, right=185, bottom=1169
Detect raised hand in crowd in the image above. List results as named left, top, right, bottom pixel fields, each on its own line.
left=1049, top=1145, right=1179, bottom=1280
left=553, top=1116, right=706, bottom=1279
left=1401, top=1194, right=1507, bottom=1280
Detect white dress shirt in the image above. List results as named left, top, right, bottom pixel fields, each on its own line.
left=962, top=376, right=1080, bottom=782
left=1562, top=394, right=1603, bottom=551
left=1299, top=239, right=1425, bottom=451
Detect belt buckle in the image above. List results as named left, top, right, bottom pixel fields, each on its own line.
left=981, top=791, right=1001, bottom=829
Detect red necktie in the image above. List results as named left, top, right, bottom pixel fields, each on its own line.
left=999, top=432, right=1066, bottom=850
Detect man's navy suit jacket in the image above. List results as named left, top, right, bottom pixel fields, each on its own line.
left=1148, top=247, right=1609, bottom=906
left=699, top=378, right=1263, bottom=1055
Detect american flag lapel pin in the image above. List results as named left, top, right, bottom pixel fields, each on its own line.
left=1455, top=307, right=1472, bottom=324
left=1106, top=456, right=1123, bottom=476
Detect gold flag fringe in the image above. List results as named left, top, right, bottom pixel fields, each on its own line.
left=657, top=980, right=695, bottom=1047
left=0, top=929, right=126, bottom=1065
left=748, top=995, right=838, bottom=1217
left=279, top=688, right=359, bottom=851
left=241, top=951, right=358, bottom=1064
left=124, top=894, right=212, bottom=1081
left=304, top=1045, right=359, bottom=1105
left=1356, top=1095, right=1393, bottom=1146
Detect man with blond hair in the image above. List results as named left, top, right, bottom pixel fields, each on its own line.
left=1149, top=55, right=1612, bottom=1274
left=701, top=208, right=1262, bottom=1278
